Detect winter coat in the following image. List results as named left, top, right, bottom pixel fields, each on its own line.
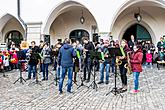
left=41, top=47, right=52, bottom=64
left=130, top=49, right=143, bottom=72
left=58, top=44, right=76, bottom=68
left=146, top=53, right=152, bottom=63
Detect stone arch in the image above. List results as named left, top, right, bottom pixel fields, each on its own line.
left=0, top=13, right=24, bottom=42
left=110, top=0, right=165, bottom=44
left=110, top=0, right=165, bottom=31
left=43, top=0, right=98, bottom=35
left=118, top=21, right=155, bottom=42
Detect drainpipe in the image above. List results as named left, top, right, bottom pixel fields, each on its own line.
left=17, top=0, right=27, bottom=41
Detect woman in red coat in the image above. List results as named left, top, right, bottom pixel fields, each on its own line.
left=130, top=45, right=143, bottom=93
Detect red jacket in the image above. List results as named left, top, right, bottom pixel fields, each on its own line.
left=146, top=53, right=152, bottom=63
left=130, top=49, right=143, bottom=72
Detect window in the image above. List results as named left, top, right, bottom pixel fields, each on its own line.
left=69, top=29, right=89, bottom=42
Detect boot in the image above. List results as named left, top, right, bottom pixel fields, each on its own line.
left=73, top=72, right=77, bottom=82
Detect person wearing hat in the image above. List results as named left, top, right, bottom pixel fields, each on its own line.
left=82, top=37, right=95, bottom=83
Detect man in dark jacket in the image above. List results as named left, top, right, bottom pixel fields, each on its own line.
left=128, top=35, right=136, bottom=51
left=157, top=37, right=165, bottom=51
left=83, top=37, right=95, bottom=83
left=26, top=41, right=39, bottom=80
left=58, top=38, right=76, bottom=94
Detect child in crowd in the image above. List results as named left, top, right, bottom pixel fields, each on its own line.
left=130, top=45, right=143, bottom=93
left=145, top=50, right=153, bottom=69
left=3, top=51, right=10, bottom=71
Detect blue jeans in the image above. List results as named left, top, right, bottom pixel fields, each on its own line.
left=100, top=63, right=110, bottom=81
left=56, top=65, right=62, bottom=78
left=133, top=72, right=140, bottom=90
left=42, top=63, right=49, bottom=79
left=28, top=65, right=37, bottom=79
left=59, top=67, right=73, bottom=92
left=145, top=62, right=152, bottom=68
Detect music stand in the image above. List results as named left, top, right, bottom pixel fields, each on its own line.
left=49, top=69, right=59, bottom=86
left=13, top=60, right=26, bottom=84
left=88, top=51, right=102, bottom=91
left=106, top=48, right=123, bottom=97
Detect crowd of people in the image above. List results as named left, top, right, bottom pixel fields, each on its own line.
left=0, top=35, right=165, bottom=94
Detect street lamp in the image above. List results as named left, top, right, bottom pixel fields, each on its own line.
left=80, top=10, right=85, bottom=24
left=134, top=7, right=142, bottom=23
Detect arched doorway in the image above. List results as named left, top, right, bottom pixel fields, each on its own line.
left=69, top=29, right=89, bottom=42
left=110, top=0, right=165, bottom=44
left=5, top=30, right=23, bottom=47
left=123, top=24, right=152, bottom=42
left=43, top=1, right=98, bottom=44
left=0, top=13, right=25, bottom=43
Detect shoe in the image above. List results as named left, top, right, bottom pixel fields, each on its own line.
left=45, top=78, right=48, bottom=80
left=42, top=78, right=45, bottom=81
left=86, top=80, right=90, bottom=83
left=26, top=78, right=31, bottom=80
left=98, top=81, right=104, bottom=84
left=105, top=81, right=109, bottom=84
left=130, top=90, right=139, bottom=94
left=59, top=91, right=63, bottom=95
left=83, top=79, right=86, bottom=81
left=73, top=79, right=77, bottom=83
left=121, top=86, right=127, bottom=92
left=67, top=90, right=73, bottom=93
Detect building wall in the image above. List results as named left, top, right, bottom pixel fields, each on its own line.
left=0, top=0, right=165, bottom=45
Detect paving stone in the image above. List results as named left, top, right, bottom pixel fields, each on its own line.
left=0, top=65, right=165, bottom=110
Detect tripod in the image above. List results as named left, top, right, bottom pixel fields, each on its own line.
left=49, top=70, right=59, bottom=86
left=106, top=48, right=123, bottom=97
left=88, top=63, right=98, bottom=91
left=77, top=75, right=88, bottom=89
left=87, top=51, right=100, bottom=91
left=13, top=61, right=26, bottom=84
left=28, top=69, right=42, bottom=86
left=106, top=64, right=123, bottom=97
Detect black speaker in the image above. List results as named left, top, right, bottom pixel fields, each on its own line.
left=93, top=33, right=99, bottom=42
left=44, top=35, right=50, bottom=44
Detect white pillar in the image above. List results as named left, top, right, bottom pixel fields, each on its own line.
left=26, top=22, right=42, bottom=45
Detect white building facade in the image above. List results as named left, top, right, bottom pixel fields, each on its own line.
left=0, top=0, right=165, bottom=45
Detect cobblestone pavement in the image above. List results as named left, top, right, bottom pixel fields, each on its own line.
left=0, top=65, right=165, bottom=110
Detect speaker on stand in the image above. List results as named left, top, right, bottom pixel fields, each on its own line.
left=44, top=35, right=50, bottom=44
